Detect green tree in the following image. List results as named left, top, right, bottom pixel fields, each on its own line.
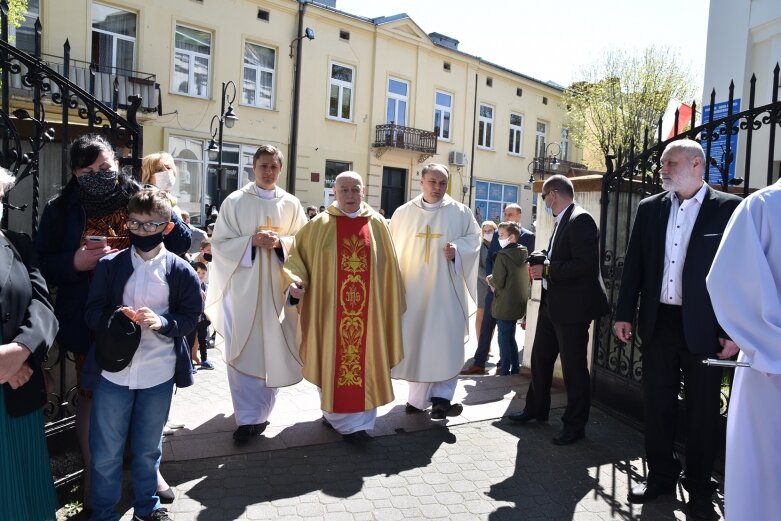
left=563, top=46, right=697, bottom=169
left=5, top=0, right=30, bottom=33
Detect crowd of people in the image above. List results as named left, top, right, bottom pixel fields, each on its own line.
left=1, top=136, right=777, bottom=521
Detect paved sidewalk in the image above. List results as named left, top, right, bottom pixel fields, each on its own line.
left=109, top=329, right=724, bottom=520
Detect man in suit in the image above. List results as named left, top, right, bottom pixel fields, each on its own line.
left=461, top=203, right=534, bottom=375
left=509, top=175, right=608, bottom=445
left=613, top=139, right=740, bottom=520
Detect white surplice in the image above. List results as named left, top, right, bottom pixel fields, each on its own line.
left=706, top=179, right=781, bottom=521
left=205, top=183, right=307, bottom=387
left=390, top=194, right=480, bottom=383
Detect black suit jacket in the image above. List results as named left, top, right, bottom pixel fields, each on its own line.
left=0, top=230, right=59, bottom=417
left=615, top=186, right=741, bottom=354
left=545, top=204, right=609, bottom=323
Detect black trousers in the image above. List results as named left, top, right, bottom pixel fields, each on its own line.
left=523, top=293, right=591, bottom=431
left=641, top=304, right=721, bottom=498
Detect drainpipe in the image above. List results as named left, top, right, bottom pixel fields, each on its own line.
left=467, top=72, right=478, bottom=208
left=288, top=0, right=307, bottom=195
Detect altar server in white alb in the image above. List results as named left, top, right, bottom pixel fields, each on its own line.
left=390, top=163, right=481, bottom=419
left=706, top=179, right=781, bottom=521
left=205, top=145, right=307, bottom=444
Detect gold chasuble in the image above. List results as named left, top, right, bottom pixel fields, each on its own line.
left=283, top=203, right=406, bottom=413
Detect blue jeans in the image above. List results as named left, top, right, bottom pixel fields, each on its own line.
left=496, top=319, right=520, bottom=375
left=89, top=376, right=174, bottom=521
left=472, top=292, right=497, bottom=367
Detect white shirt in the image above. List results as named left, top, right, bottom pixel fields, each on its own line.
left=660, top=183, right=707, bottom=305
left=543, top=203, right=573, bottom=290
left=103, top=246, right=175, bottom=389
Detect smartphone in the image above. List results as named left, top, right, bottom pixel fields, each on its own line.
left=84, top=236, right=107, bottom=249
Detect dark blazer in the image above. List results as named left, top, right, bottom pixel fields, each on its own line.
left=545, top=204, right=609, bottom=324
left=486, top=226, right=535, bottom=275
left=83, top=248, right=202, bottom=389
left=615, top=185, right=741, bottom=354
left=0, top=231, right=59, bottom=417
left=35, top=185, right=191, bottom=354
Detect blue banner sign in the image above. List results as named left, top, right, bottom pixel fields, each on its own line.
left=702, top=99, right=740, bottom=184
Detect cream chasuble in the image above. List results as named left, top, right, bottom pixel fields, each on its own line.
left=205, top=183, right=307, bottom=387
left=283, top=202, right=406, bottom=413
left=390, top=194, right=481, bottom=382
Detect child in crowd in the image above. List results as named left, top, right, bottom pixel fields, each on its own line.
left=487, top=221, right=529, bottom=376
left=84, top=188, right=202, bottom=521
left=189, top=261, right=214, bottom=370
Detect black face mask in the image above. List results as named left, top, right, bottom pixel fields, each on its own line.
left=129, top=231, right=165, bottom=252
left=203, top=253, right=212, bottom=262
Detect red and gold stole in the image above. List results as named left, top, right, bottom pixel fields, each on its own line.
left=333, top=216, right=372, bottom=412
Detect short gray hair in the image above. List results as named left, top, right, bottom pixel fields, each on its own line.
left=0, top=167, right=16, bottom=196
left=663, top=139, right=705, bottom=162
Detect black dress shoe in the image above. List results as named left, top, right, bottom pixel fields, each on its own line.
left=687, top=495, right=716, bottom=520
left=405, top=402, right=424, bottom=414
left=627, top=482, right=676, bottom=503
left=232, top=422, right=269, bottom=444
left=343, top=430, right=374, bottom=444
left=551, top=429, right=585, bottom=445
left=508, top=411, right=548, bottom=423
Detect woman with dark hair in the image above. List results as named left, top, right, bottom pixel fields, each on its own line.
left=0, top=168, right=59, bottom=521
left=34, top=134, right=191, bottom=511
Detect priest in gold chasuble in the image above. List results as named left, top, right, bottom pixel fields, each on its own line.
left=283, top=172, right=405, bottom=440
left=390, top=164, right=481, bottom=420
left=205, top=145, right=307, bottom=444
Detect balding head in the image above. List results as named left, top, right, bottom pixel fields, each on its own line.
left=334, top=171, right=365, bottom=213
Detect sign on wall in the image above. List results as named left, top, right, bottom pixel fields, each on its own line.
left=702, top=99, right=741, bottom=184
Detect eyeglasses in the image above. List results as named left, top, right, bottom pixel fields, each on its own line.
left=541, top=190, right=558, bottom=201
left=126, top=219, right=169, bottom=233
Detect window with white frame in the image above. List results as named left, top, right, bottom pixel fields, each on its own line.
left=509, top=113, right=523, bottom=155
left=328, top=62, right=354, bottom=121
left=474, top=180, right=518, bottom=224
left=478, top=104, right=494, bottom=149
left=242, top=42, right=275, bottom=109
left=535, top=121, right=547, bottom=157
left=560, top=128, right=570, bottom=161
left=11, top=0, right=39, bottom=53
left=174, top=24, right=211, bottom=98
left=434, top=90, right=452, bottom=140
left=91, top=2, right=136, bottom=74
left=386, top=78, right=408, bottom=126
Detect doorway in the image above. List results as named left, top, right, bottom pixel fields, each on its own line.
left=381, top=167, right=407, bottom=217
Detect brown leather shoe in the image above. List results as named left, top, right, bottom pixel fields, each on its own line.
left=459, top=365, right=487, bottom=375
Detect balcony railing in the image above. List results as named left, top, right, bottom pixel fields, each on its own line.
left=373, top=123, right=438, bottom=157
left=8, top=53, right=158, bottom=113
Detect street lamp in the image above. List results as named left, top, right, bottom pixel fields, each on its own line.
left=287, top=21, right=315, bottom=196
left=528, top=142, right=561, bottom=183
left=207, top=80, right=238, bottom=207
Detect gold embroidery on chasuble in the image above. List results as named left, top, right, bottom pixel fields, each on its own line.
left=415, top=225, right=442, bottom=263
left=338, top=234, right=368, bottom=387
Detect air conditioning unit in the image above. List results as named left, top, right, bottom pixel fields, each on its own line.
left=448, top=151, right=467, bottom=166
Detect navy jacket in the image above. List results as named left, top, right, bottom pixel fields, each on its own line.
left=35, top=186, right=191, bottom=354
left=83, top=248, right=201, bottom=389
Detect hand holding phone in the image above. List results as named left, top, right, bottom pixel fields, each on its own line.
left=84, top=236, right=107, bottom=249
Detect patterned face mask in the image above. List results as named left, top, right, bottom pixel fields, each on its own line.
left=76, top=170, right=119, bottom=196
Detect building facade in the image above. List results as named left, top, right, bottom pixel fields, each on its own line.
left=12, top=0, right=579, bottom=228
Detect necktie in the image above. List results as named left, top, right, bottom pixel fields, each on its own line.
left=547, top=221, right=558, bottom=255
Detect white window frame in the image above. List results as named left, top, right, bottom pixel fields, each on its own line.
left=241, top=41, right=276, bottom=109
left=535, top=121, right=547, bottom=158
left=173, top=24, right=212, bottom=99
left=508, top=112, right=524, bottom=156
left=434, top=90, right=453, bottom=140
left=91, top=2, right=136, bottom=73
left=328, top=61, right=355, bottom=122
left=560, top=128, right=570, bottom=161
left=386, top=77, right=409, bottom=126
left=11, top=0, right=40, bottom=53
left=478, top=103, right=494, bottom=150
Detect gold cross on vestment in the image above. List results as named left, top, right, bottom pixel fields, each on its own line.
left=257, top=216, right=281, bottom=233
left=415, top=225, right=443, bottom=263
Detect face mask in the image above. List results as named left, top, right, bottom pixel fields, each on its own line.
left=0, top=203, right=4, bottom=223
left=76, top=170, right=118, bottom=197
left=129, top=231, right=165, bottom=252
left=203, top=253, right=212, bottom=262
left=498, top=238, right=511, bottom=248
left=483, top=232, right=494, bottom=243
left=545, top=205, right=553, bottom=217
left=153, top=170, right=176, bottom=191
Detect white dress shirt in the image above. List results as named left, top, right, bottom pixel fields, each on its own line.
left=660, top=183, right=707, bottom=305
left=103, top=246, right=175, bottom=389
left=542, top=203, right=573, bottom=290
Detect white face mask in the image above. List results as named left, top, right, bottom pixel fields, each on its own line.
left=483, top=232, right=494, bottom=243
left=0, top=203, right=4, bottom=224
left=498, top=237, right=511, bottom=248
left=153, top=170, right=176, bottom=191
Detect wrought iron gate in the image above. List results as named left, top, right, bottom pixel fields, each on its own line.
left=1, top=2, right=145, bottom=492
left=593, top=65, right=781, bottom=431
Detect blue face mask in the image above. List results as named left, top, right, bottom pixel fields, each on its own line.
left=544, top=205, right=553, bottom=217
